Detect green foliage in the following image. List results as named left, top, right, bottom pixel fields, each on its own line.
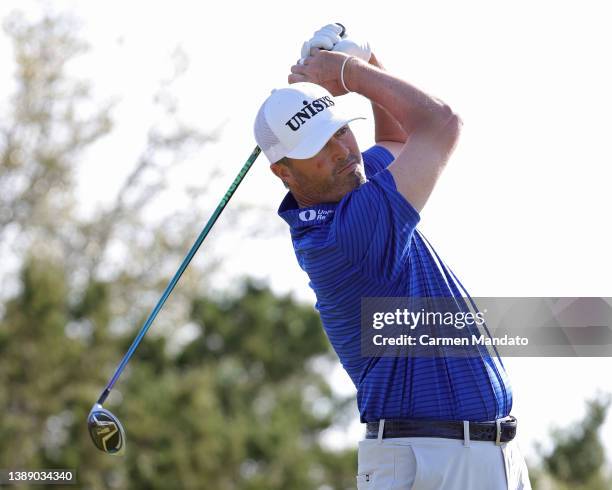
left=532, top=395, right=612, bottom=490
left=0, top=254, right=356, bottom=489
left=114, top=284, right=356, bottom=489
left=0, top=10, right=111, bottom=241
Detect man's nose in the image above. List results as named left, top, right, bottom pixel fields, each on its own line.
left=329, top=136, right=350, bottom=161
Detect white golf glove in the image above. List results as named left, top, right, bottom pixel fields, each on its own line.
left=299, top=23, right=372, bottom=64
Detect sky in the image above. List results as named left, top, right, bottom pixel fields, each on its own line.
left=1, top=0, right=611, bottom=465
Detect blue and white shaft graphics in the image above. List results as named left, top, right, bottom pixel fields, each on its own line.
left=95, top=146, right=261, bottom=406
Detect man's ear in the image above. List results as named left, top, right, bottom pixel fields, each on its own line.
left=270, top=162, right=292, bottom=188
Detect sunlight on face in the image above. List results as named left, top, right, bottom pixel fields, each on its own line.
left=277, top=125, right=365, bottom=206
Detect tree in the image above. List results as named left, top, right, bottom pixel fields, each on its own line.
left=117, top=283, right=357, bottom=489
left=531, top=394, right=612, bottom=490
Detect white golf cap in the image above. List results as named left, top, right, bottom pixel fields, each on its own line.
left=254, top=82, right=365, bottom=164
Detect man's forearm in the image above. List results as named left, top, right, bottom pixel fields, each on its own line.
left=368, top=54, right=408, bottom=143
left=345, top=57, right=454, bottom=134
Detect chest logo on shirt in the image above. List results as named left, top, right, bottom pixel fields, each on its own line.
left=299, top=210, right=317, bottom=222
left=298, top=209, right=335, bottom=222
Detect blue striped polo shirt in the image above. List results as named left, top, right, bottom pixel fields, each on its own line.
left=278, top=145, right=513, bottom=422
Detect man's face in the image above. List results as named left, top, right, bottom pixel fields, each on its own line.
left=271, top=125, right=365, bottom=206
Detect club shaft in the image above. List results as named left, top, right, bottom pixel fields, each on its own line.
left=97, top=146, right=261, bottom=406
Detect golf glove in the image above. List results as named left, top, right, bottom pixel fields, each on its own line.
left=299, top=23, right=372, bottom=64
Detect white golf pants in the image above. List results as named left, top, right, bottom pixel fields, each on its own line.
left=356, top=436, right=532, bottom=489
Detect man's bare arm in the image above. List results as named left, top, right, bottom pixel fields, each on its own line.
left=368, top=53, right=408, bottom=155
left=343, top=57, right=461, bottom=211
left=290, top=50, right=461, bottom=212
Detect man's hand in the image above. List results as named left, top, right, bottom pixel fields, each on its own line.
left=333, top=37, right=371, bottom=62
left=300, top=24, right=343, bottom=61
left=289, top=50, right=356, bottom=96
left=299, top=23, right=372, bottom=65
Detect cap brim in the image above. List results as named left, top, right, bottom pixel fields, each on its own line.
left=285, top=116, right=365, bottom=160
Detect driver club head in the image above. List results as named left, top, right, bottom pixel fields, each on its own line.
left=87, top=404, right=126, bottom=455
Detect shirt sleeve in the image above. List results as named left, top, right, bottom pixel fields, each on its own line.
left=331, top=168, right=421, bottom=280
left=362, top=144, right=395, bottom=178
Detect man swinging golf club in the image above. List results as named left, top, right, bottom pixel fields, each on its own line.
left=254, top=24, right=531, bottom=489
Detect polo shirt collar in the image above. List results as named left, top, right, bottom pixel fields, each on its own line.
left=278, top=192, right=337, bottom=229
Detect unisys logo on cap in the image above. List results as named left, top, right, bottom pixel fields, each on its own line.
left=254, top=82, right=360, bottom=164
left=284, top=96, right=336, bottom=132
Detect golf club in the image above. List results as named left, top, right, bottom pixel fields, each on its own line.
left=88, top=145, right=261, bottom=454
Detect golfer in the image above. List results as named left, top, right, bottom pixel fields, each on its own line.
left=254, top=24, right=531, bottom=489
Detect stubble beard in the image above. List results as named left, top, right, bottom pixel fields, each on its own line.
left=318, top=158, right=366, bottom=203
left=291, top=155, right=366, bottom=205
left=336, top=157, right=366, bottom=197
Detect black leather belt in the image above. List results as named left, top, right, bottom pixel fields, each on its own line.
left=365, top=416, right=517, bottom=444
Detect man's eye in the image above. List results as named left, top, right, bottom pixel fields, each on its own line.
left=336, top=126, right=348, bottom=136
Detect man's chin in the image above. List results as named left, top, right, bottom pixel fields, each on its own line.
left=354, top=166, right=366, bottom=186
left=342, top=172, right=366, bottom=197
